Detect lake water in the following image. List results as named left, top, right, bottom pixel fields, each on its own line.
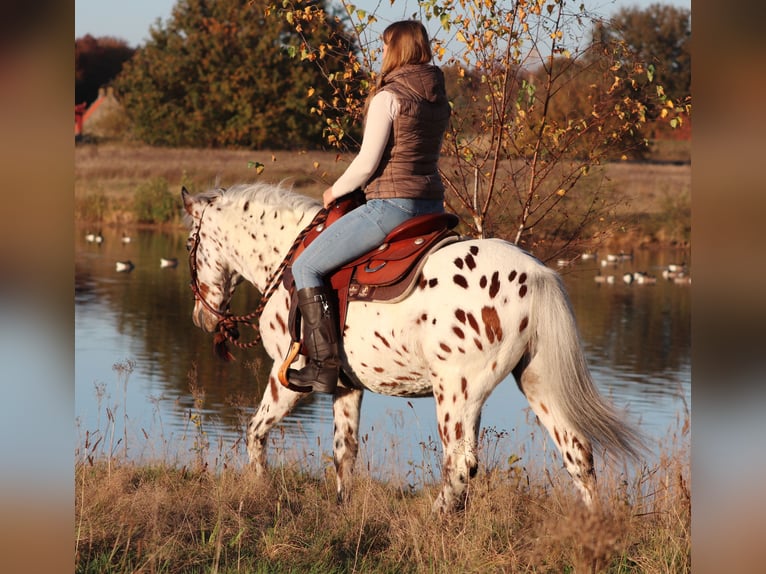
left=75, top=226, right=690, bottom=480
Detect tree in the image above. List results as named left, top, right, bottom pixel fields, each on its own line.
left=596, top=3, right=691, bottom=103
left=75, top=35, right=135, bottom=105
left=593, top=3, right=691, bottom=139
left=275, top=0, right=689, bottom=258
left=113, top=0, right=359, bottom=148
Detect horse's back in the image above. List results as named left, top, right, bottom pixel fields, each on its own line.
left=341, top=238, right=547, bottom=395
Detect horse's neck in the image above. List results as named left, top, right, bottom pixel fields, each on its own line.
left=225, top=203, right=309, bottom=291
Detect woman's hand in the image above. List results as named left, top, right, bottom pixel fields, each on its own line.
left=322, top=187, right=335, bottom=208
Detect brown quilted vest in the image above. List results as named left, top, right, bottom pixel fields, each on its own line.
left=364, top=64, right=451, bottom=200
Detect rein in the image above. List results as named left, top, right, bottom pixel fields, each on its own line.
left=188, top=203, right=328, bottom=361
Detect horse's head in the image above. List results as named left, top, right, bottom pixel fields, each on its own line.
left=182, top=187, right=243, bottom=333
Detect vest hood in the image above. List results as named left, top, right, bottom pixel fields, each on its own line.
left=382, top=64, right=447, bottom=105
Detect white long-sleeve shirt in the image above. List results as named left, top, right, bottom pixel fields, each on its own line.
left=330, top=90, right=400, bottom=199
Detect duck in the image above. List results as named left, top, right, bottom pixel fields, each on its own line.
left=160, top=257, right=179, bottom=268
left=594, top=274, right=615, bottom=284
left=85, top=231, right=104, bottom=244
left=634, top=271, right=657, bottom=285
left=121, top=232, right=132, bottom=244
left=115, top=260, right=135, bottom=273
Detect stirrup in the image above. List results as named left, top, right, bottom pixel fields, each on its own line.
left=278, top=341, right=312, bottom=393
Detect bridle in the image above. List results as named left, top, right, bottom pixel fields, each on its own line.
left=187, top=199, right=329, bottom=360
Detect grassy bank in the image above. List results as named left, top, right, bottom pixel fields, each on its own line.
left=75, top=142, right=691, bottom=252
left=76, top=427, right=690, bottom=573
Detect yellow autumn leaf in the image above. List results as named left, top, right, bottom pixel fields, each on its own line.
left=313, top=161, right=320, bottom=169
left=556, top=189, right=566, bottom=196
left=456, top=30, right=467, bottom=43
left=307, top=87, right=315, bottom=97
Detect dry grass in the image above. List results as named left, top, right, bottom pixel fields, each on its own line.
left=76, top=407, right=690, bottom=573
left=75, top=143, right=691, bottom=251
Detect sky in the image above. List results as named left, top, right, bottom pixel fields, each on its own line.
left=75, top=0, right=691, bottom=48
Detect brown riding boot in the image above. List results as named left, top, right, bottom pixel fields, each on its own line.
left=287, top=286, right=340, bottom=393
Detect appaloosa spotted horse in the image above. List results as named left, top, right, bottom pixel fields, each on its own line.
left=182, top=182, right=644, bottom=513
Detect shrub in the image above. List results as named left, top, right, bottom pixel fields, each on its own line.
left=132, top=177, right=178, bottom=224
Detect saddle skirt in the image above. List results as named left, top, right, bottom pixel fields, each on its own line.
left=283, top=193, right=460, bottom=339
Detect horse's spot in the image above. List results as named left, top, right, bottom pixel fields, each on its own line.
left=275, top=314, right=287, bottom=334
left=453, top=257, right=464, bottom=269
left=374, top=366, right=384, bottom=373
left=374, top=331, right=391, bottom=348
left=540, top=402, right=549, bottom=415
left=465, top=253, right=476, bottom=270
left=243, top=201, right=249, bottom=212
left=440, top=342, right=451, bottom=353
left=491, top=361, right=497, bottom=371
left=455, top=309, right=466, bottom=323
left=519, top=272, right=527, bottom=284
left=269, top=376, right=279, bottom=402
left=453, top=274, right=469, bottom=289
left=250, top=233, right=257, bottom=240
left=519, top=316, right=529, bottom=332
left=455, top=422, right=463, bottom=440
left=566, top=451, right=574, bottom=464
left=554, top=427, right=561, bottom=445
left=418, top=277, right=428, bottom=289
left=470, top=245, right=479, bottom=256
left=436, top=354, right=447, bottom=361
left=259, top=210, right=265, bottom=219
left=481, top=306, right=503, bottom=344
left=466, top=312, right=480, bottom=334
left=461, top=377, right=467, bottom=394
left=489, top=272, right=500, bottom=298
left=473, top=338, right=483, bottom=350
left=479, top=275, right=487, bottom=289
left=444, top=412, right=450, bottom=423
left=428, top=278, right=438, bottom=288
left=508, top=270, right=517, bottom=283
left=452, top=326, right=465, bottom=339
left=519, top=284, right=528, bottom=298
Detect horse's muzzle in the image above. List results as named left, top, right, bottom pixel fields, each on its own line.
left=193, top=303, right=218, bottom=332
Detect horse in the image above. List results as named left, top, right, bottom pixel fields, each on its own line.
left=181, top=182, right=645, bottom=513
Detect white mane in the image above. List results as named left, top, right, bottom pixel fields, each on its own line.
left=220, top=181, right=321, bottom=216
left=183, top=181, right=322, bottom=229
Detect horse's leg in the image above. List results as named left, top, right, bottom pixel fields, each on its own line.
left=432, top=377, right=484, bottom=513
left=514, top=358, right=596, bottom=506
left=246, top=368, right=304, bottom=476
left=332, top=386, right=363, bottom=503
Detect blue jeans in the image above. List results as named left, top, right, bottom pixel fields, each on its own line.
left=292, top=198, right=445, bottom=290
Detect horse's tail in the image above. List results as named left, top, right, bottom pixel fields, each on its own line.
left=527, top=267, right=646, bottom=462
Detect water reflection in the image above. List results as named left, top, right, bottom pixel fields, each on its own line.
left=75, top=226, right=690, bottom=471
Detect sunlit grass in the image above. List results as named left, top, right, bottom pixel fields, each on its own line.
left=76, top=363, right=691, bottom=573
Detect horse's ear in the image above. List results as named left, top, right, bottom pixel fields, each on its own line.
left=181, top=187, right=195, bottom=216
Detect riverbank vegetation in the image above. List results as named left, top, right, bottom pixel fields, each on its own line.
left=75, top=141, right=690, bottom=258
left=75, top=378, right=690, bottom=573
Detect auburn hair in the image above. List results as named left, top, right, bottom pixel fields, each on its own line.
left=364, top=20, right=433, bottom=114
